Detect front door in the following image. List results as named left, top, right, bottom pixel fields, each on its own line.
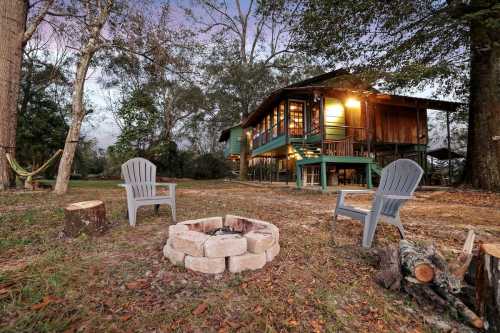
left=324, top=97, right=346, bottom=140
left=288, top=100, right=305, bottom=137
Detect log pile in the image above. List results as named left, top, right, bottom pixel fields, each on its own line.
left=372, top=231, right=500, bottom=331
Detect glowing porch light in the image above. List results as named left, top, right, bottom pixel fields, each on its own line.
left=325, top=102, right=344, bottom=120
left=345, top=98, right=361, bottom=108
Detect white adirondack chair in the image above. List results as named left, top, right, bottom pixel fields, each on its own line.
left=333, top=159, right=423, bottom=248
left=121, top=158, right=176, bottom=226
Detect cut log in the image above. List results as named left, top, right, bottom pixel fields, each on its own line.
left=450, top=230, right=476, bottom=280
left=434, top=286, right=484, bottom=329
left=476, top=243, right=500, bottom=332
left=64, top=200, right=107, bottom=237
left=400, top=240, right=435, bottom=283
left=373, top=245, right=402, bottom=290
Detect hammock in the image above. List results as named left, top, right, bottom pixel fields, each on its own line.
left=6, top=149, right=63, bottom=189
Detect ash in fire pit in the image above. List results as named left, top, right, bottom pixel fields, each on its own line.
left=163, top=215, right=280, bottom=274
left=208, top=226, right=242, bottom=236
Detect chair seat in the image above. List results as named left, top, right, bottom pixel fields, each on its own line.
left=136, top=196, right=173, bottom=202
left=338, top=205, right=370, bottom=215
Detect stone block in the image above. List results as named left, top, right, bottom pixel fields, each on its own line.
left=171, top=230, right=209, bottom=257
left=228, top=252, right=266, bottom=273
left=163, top=238, right=185, bottom=266
left=180, top=217, right=223, bottom=233
left=204, top=234, right=247, bottom=258
left=185, top=256, right=225, bottom=274
left=168, top=224, right=189, bottom=237
left=244, top=230, right=274, bottom=254
left=265, top=241, right=280, bottom=262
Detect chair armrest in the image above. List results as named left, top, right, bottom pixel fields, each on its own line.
left=339, top=189, right=375, bottom=195
left=381, top=194, right=413, bottom=200
left=155, top=183, right=177, bottom=187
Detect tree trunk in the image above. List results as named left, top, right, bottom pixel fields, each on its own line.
left=0, top=0, right=27, bottom=190
left=64, top=200, right=107, bottom=237
left=239, top=128, right=249, bottom=180
left=476, top=243, right=500, bottom=332
left=54, top=51, right=94, bottom=195
left=465, top=9, right=500, bottom=191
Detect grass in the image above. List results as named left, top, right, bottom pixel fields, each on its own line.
left=0, top=180, right=499, bottom=332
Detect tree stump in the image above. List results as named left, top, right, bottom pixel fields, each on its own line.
left=476, top=243, right=500, bottom=332
left=64, top=200, right=107, bottom=237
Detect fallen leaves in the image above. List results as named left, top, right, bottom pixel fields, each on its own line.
left=192, top=302, right=208, bottom=315
left=126, top=279, right=149, bottom=290
left=32, top=295, right=63, bottom=310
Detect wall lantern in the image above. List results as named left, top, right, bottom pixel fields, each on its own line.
left=345, top=98, right=361, bottom=109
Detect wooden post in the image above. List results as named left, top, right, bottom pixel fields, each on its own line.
left=320, top=161, right=327, bottom=192
left=320, top=95, right=325, bottom=154
left=416, top=106, right=421, bottom=166
left=365, top=99, right=372, bottom=157
left=446, top=110, right=452, bottom=182
left=365, top=163, right=373, bottom=189
left=296, top=163, right=302, bottom=188
left=285, top=98, right=289, bottom=145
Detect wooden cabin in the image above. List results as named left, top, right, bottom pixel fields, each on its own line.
left=219, top=70, right=460, bottom=190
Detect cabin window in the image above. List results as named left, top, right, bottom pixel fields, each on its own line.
left=311, top=103, right=320, bottom=135
left=273, top=107, right=278, bottom=137
left=289, top=101, right=304, bottom=137
left=279, top=102, right=285, bottom=135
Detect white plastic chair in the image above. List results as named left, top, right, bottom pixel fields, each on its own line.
left=120, top=158, right=176, bottom=226
left=333, top=159, right=423, bottom=248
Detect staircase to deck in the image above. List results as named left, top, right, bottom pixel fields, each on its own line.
left=292, top=142, right=321, bottom=159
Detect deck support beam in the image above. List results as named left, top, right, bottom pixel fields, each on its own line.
left=320, top=162, right=327, bottom=192
left=366, top=163, right=373, bottom=189
left=296, top=164, right=302, bottom=188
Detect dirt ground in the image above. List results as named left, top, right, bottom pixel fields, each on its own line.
left=1, top=180, right=499, bottom=332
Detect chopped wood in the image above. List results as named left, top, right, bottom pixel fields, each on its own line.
left=450, top=230, right=476, bottom=280
left=372, top=245, right=401, bottom=290
left=399, top=240, right=435, bottom=283
left=434, top=286, right=484, bottom=329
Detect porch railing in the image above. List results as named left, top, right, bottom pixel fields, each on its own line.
left=252, top=124, right=285, bottom=148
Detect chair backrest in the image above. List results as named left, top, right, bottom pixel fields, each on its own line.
left=376, top=159, right=424, bottom=217
left=121, top=158, right=157, bottom=198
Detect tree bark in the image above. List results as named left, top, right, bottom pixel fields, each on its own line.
left=476, top=243, right=500, bottom=332
left=465, top=4, right=500, bottom=191
left=239, top=128, right=249, bottom=180
left=0, top=0, right=27, bottom=190
left=64, top=200, right=107, bottom=237
left=53, top=0, right=113, bottom=195
left=54, top=51, right=94, bottom=195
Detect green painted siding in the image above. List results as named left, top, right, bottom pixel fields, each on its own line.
left=224, top=126, right=243, bottom=158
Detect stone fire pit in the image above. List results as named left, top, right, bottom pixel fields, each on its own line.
left=163, top=215, right=280, bottom=274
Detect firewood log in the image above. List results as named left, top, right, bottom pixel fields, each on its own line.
left=372, top=245, right=402, bottom=290
left=400, top=240, right=435, bottom=283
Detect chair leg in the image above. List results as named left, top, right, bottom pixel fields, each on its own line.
left=332, top=211, right=338, bottom=231
left=395, top=216, right=405, bottom=239
left=171, top=201, right=176, bottom=223
left=128, top=204, right=137, bottom=227
left=154, top=204, right=160, bottom=215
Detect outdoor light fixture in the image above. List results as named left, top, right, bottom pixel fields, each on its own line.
left=345, top=98, right=361, bottom=108
left=325, top=102, right=344, bottom=120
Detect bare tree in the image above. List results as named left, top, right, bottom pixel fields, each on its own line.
left=54, top=0, right=117, bottom=194
left=187, top=0, right=302, bottom=180
left=0, top=0, right=54, bottom=190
